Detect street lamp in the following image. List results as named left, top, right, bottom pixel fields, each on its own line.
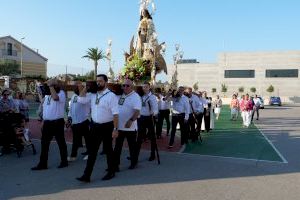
left=171, top=44, right=184, bottom=88
left=20, top=37, right=25, bottom=77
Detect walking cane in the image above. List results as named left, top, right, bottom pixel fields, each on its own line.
left=148, top=101, right=161, bottom=165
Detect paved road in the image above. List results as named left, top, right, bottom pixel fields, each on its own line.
left=1, top=105, right=300, bottom=200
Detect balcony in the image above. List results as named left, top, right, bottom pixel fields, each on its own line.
left=1, top=49, right=18, bottom=57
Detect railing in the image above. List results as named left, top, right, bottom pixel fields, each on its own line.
left=0, top=49, right=18, bottom=57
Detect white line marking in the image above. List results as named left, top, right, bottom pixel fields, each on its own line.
left=255, top=126, right=288, bottom=163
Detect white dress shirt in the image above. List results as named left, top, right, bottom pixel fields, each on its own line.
left=188, top=94, right=201, bottom=114
left=43, top=90, right=66, bottom=121
left=157, top=94, right=170, bottom=110
left=118, top=91, right=141, bottom=131
left=68, top=94, right=90, bottom=124
left=77, top=88, right=119, bottom=124
left=253, top=98, right=262, bottom=107
left=170, top=95, right=190, bottom=120
left=140, top=92, right=158, bottom=116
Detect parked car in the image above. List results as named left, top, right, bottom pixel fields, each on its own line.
left=269, top=96, right=282, bottom=106
left=258, top=96, right=264, bottom=109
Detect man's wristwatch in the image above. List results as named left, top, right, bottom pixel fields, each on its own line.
left=113, top=128, right=118, bottom=131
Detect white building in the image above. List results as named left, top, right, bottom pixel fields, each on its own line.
left=168, top=51, right=300, bottom=102
left=0, top=35, right=47, bottom=77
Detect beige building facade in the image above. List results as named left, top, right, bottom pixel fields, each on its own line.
left=167, top=51, right=300, bottom=102
left=0, top=35, right=47, bottom=77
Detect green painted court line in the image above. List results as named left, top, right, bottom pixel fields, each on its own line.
left=183, top=106, right=284, bottom=163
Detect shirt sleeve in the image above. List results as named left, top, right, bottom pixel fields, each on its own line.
left=110, top=94, right=119, bottom=115
left=150, top=95, right=158, bottom=115
left=184, top=97, right=190, bottom=120
left=133, top=94, right=142, bottom=111
left=68, top=96, right=72, bottom=117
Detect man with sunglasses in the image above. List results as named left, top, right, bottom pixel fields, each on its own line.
left=76, top=74, right=119, bottom=182
left=114, top=79, right=141, bottom=170
left=31, top=79, right=68, bottom=170
left=136, top=81, right=158, bottom=162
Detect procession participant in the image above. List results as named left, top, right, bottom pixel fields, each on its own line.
left=114, top=79, right=141, bottom=170
left=136, top=81, right=158, bottom=162
left=66, top=83, right=91, bottom=162
left=31, top=79, right=68, bottom=170
left=167, top=86, right=189, bottom=148
left=155, top=89, right=171, bottom=138
left=76, top=74, right=119, bottom=182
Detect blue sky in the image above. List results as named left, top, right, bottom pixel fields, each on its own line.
left=1, top=0, right=300, bottom=79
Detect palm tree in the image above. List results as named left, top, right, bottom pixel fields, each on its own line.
left=82, top=48, right=106, bottom=80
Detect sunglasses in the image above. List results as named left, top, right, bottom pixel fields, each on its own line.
left=122, top=84, right=131, bottom=88
left=3, top=93, right=9, bottom=96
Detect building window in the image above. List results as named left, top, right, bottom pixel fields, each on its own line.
left=224, top=70, right=255, bottom=78
left=7, top=43, right=12, bottom=56
left=266, top=69, right=298, bottom=78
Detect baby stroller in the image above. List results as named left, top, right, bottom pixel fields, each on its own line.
left=0, top=112, right=36, bottom=157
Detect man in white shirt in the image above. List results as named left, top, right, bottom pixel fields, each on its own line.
left=114, top=79, right=141, bottom=170
left=66, top=84, right=91, bottom=162
left=137, top=81, right=158, bottom=162
left=185, top=87, right=201, bottom=142
left=31, top=79, right=68, bottom=170
left=155, top=89, right=171, bottom=138
left=166, top=86, right=190, bottom=148
left=251, top=94, right=262, bottom=121
left=76, top=74, right=119, bottom=182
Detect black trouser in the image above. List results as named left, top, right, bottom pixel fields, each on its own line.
left=195, top=112, right=204, bottom=133
left=114, top=130, right=137, bottom=167
left=204, top=108, right=211, bottom=132
left=137, top=116, right=156, bottom=158
left=70, top=119, right=90, bottom=157
left=83, top=121, right=115, bottom=177
left=251, top=106, right=260, bottom=121
left=169, top=114, right=187, bottom=146
left=39, top=118, right=68, bottom=167
left=188, top=113, right=197, bottom=142
left=156, top=109, right=170, bottom=137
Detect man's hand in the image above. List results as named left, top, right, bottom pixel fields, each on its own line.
left=125, top=120, right=133, bottom=128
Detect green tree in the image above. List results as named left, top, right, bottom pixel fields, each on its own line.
left=193, top=82, right=199, bottom=91
left=82, top=48, right=106, bottom=80
left=211, top=88, right=216, bottom=94
left=221, top=83, right=228, bottom=97
left=250, top=87, right=256, bottom=94
left=267, top=85, right=274, bottom=96
left=0, top=61, right=20, bottom=76
left=238, top=86, right=244, bottom=93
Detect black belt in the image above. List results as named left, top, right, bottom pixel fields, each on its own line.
left=44, top=118, right=64, bottom=123
left=172, top=113, right=185, bottom=116
left=91, top=120, right=113, bottom=126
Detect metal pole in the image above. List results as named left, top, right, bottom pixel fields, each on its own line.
left=20, top=37, right=25, bottom=77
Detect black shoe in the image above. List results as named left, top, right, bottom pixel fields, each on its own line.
left=102, top=172, right=115, bottom=181
left=31, top=165, right=47, bottom=171
left=57, top=162, right=68, bottom=168
left=81, top=151, right=88, bottom=156
left=106, top=167, right=119, bottom=172
left=128, top=164, right=137, bottom=170
left=148, top=156, right=155, bottom=161
left=76, top=175, right=90, bottom=183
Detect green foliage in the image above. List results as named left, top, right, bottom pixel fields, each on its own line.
left=0, top=61, right=20, bottom=76
left=221, top=83, right=228, bottom=93
left=250, top=87, right=256, bottom=93
left=120, top=54, right=151, bottom=82
left=266, top=85, right=274, bottom=93
left=82, top=47, right=106, bottom=80
left=238, top=86, right=244, bottom=93
left=193, top=82, right=199, bottom=91
left=212, top=88, right=217, bottom=93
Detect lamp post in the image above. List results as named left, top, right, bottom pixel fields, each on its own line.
left=20, top=37, right=25, bottom=77
left=171, top=44, right=184, bottom=88
left=106, top=39, right=114, bottom=82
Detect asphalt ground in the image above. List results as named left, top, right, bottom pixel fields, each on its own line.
left=1, top=104, right=300, bottom=200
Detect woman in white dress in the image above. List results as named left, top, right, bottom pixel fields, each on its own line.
left=214, top=95, right=222, bottom=120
